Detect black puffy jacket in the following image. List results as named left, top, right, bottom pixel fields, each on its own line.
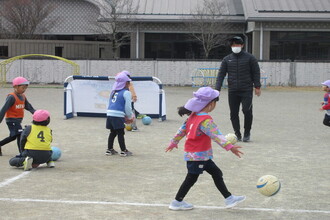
left=215, top=51, right=261, bottom=92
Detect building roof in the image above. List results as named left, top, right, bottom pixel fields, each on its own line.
left=241, top=0, right=330, bottom=21
left=93, top=0, right=245, bottom=22
left=2, top=0, right=329, bottom=35
left=134, top=0, right=244, bottom=15
left=86, top=0, right=330, bottom=23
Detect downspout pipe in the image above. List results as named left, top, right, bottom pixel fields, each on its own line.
left=260, top=22, right=263, bottom=60
left=136, top=24, right=139, bottom=59
left=242, top=28, right=248, bottom=52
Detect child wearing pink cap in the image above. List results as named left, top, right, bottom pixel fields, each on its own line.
left=9, top=109, right=54, bottom=171
left=106, top=72, right=134, bottom=156
left=320, top=80, right=330, bottom=127
left=165, top=87, right=246, bottom=210
left=0, top=77, right=35, bottom=156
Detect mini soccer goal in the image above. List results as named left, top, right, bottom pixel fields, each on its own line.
left=64, top=75, right=166, bottom=121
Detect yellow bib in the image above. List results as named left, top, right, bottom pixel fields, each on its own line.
left=25, top=125, right=52, bottom=150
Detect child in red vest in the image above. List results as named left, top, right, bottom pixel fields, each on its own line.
left=165, top=87, right=245, bottom=210
left=320, top=80, right=330, bottom=127
left=0, top=77, right=35, bottom=155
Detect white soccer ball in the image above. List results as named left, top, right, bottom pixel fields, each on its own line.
left=256, top=175, right=281, bottom=196
left=225, top=133, right=238, bottom=144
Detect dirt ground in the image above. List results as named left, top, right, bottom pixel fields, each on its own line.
left=0, top=86, right=329, bottom=220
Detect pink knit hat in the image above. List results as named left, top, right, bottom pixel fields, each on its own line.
left=12, top=77, right=29, bottom=86
left=184, top=87, right=220, bottom=112
left=33, top=110, right=50, bottom=122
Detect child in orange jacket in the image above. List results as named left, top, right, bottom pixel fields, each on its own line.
left=0, top=77, right=35, bottom=155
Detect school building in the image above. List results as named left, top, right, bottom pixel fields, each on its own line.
left=0, top=0, right=329, bottom=61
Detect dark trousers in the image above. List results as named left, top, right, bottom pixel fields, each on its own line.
left=131, top=102, right=140, bottom=116
left=9, top=149, right=52, bottom=167
left=0, top=122, right=23, bottom=153
left=175, top=160, right=231, bottom=201
left=323, top=114, right=330, bottom=127
left=228, top=90, right=253, bottom=136
left=108, top=128, right=126, bottom=151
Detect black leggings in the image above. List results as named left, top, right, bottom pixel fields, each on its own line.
left=175, top=162, right=231, bottom=201
left=323, top=114, right=330, bottom=127
left=0, top=121, right=23, bottom=153
left=131, top=102, right=140, bottom=116
left=9, top=149, right=52, bottom=167
left=0, top=134, right=21, bottom=152
left=108, top=128, right=126, bottom=151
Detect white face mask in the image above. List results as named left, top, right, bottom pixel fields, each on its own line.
left=231, top=47, right=242, bottom=54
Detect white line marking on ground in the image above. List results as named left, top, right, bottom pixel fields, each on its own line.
left=0, top=172, right=30, bottom=188
left=0, top=198, right=329, bottom=214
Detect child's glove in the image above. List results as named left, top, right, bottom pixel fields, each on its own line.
left=165, top=142, right=178, bottom=152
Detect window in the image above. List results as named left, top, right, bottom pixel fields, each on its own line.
left=99, top=47, right=105, bottom=59
left=120, top=44, right=130, bottom=58
left=270, top=32, right=330, bottom=60
left=145, top=33, right=230, bottom=59
left=0, top=46, right=8, bottom=57
left=55, top=47, right=63, bottom=57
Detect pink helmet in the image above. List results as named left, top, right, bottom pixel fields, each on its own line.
left=33, top=110, right=50, bottom=122
left=12, top=77, right=29, bottom=86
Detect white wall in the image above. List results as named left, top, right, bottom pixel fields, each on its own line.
left=1, top=59, right=329, bottom=86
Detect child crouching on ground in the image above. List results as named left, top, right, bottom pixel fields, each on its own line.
left=9, top=109, right=54, bottom=171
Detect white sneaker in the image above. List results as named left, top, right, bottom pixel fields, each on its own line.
left=169, top=200, right=193, bottom=211
left=119, top=150, right=133, bottom=157
left=23, top=157, right=33, bottom=171
left=47, top=161, right=55, bottom=168
left=225, top=195, right=246, bottom=208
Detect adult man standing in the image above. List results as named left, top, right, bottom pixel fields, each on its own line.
left=215, top=36, right=261, bottom=142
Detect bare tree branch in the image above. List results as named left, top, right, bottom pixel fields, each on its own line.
left=0, top=0, right=59, bottom=39
left=186, top=0, right=231, bottom=58
left=90, top=0, right=138, bottom=58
